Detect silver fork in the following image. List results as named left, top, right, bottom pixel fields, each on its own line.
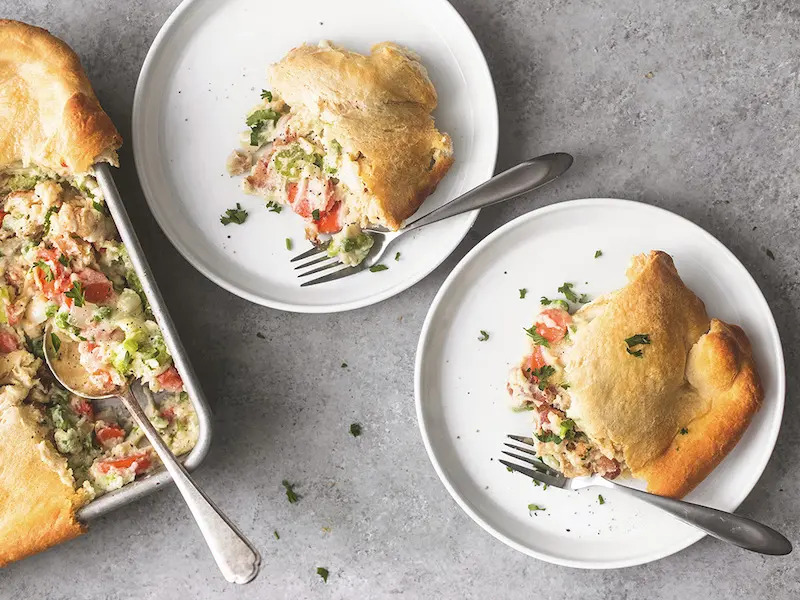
left=501, top=434, right=792, bottom=555
left=292, top=152, right=573, bottom=286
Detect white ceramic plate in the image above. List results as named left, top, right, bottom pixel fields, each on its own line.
left=415, top=199, right=785, bottom=568
left=132, top=0, right=498, bottom=313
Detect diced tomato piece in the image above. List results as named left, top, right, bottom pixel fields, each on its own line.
left=527, top=345, right=547, bottom=372
left=534, top=308, right=572, bottom=344
left=286, top=182, right=298, bottom=205
left=315, top=201, right=341, bottom=234
left=156, top=366, right=183, bottom=393
left=70, top=396, right=95, bottom=420
left=0, top=331, right=18, bottom=353
left=96, top=453, right=151, bottom=475
left=32, top=250, right=72, bottom=301
left=96, top=425, right=126, bottom=445
left=76, top=268, right=114, bottom=304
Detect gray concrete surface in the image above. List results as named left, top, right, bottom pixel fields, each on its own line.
left=2, top=0, right=799, bottom=598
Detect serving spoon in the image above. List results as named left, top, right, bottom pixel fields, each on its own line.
left=44, top=324, right=261, bottom=583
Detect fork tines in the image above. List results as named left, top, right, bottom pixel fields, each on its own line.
left=290, top=242, right=362, bottom=286
left=499, top=434, right=566, bottom=488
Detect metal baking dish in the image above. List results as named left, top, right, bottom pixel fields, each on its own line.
left=76, top=164, right=212, bottom=521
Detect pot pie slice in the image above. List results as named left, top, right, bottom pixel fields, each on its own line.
left=507, top=251, right=763, bottom=498
left=0, top=20, right=199, bottom=566
left=228, top=41, right=454, bottom=264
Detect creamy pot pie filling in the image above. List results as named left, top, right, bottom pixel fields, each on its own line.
left=0, top=167, right=198, bottom=499
left=228, top=90, right=376, bottom=263
left=508, top=304, right=624, bottom=479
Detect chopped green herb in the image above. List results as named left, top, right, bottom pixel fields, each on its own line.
left=311, top=209, right=320, bottom=221
left=766, top=248, right=775, bottom=260
left=528, top=365, right=556, bottom=390
left=523, top=326, right=550, bottom=348
left=626, top=348, right=644, bottom=358
left=533, top=479, right=541, bottom=486
left=50, top=332, right=61, bottom=354
left=594, top=250, right=603, bottom=258
left=598, top=494, right=605, bottom=505
left=680, top=427, right=688, bottom=435
left=24, top=334, right=45, bottom=360
left=543, top=483, right=549, bottom=491
left=273, top=530, right=280, bottom=540
left=579, top=293, right=591, bottom=303
left=527, top=504, right=545, bottom=512
left=65, top=281, right=85, bottom=307
left=246, top=108, right=280, bottom=127
left=534, top=431, right=562, bottom=444
left=285, top=238, right=292, bottom=250
left=341, top=362, right=347, bottom=368
left=557, top=282, right=578, bottom=303
left=506, top=466, right=513, bottom=472
left=316, top=567, right=329, bottom=583
left=282, top=480, right=299, bottom=503
left=625, top=334, right=651, bottom=347
left=92, top=200, right=109, bottom=215
left=349, top=423, right=362, bottom=437
left=92, top=306, right=113, bottom=323
left=311, top=153, right=324, bottom=169
left=519, top=288, right=528, bottom=299
left=394, top=252, right=401, bottom=261
left=58, top=254, right=70, bottom=267
left=266, top=201, right=283, bottom=213
left=32, top=261, right=54, bottom=282
left=561, top=383, right=570, bottom=390
left=478, top=330, right=490, bottom=342
left=261, top=89, right=273, bottom=102
left=369, top=264, right=388, bottom=272
left=42, top=206, right=58, bottom=236
left=558, top=418, right=577, bottom=440
left=220, top=203, right=248, bottom=225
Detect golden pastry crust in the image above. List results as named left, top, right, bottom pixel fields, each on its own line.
left=269, top=41, right=454, bottom=229
left=0, top=19, right=121, bottom=174
left=564, top=251, right=763, bottom=498
left=0, top=402, right=85, bottom=567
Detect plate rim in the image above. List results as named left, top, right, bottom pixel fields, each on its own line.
left=414, top=197, right=786, bottom=569
left=131, top=0, right=499, bottom=313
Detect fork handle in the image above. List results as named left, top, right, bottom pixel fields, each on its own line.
left=403, top=153, right=573, bottom=232
left=608, top=482, right=792, bottom=555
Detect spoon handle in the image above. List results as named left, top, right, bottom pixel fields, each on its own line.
left=119, top=388, right=261, bottom=583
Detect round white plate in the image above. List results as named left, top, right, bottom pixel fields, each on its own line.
left=415, top=199, right=785, bottom=568
left=132, top=0, right=498, bottom=312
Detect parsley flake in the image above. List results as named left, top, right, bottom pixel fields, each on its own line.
left=220, top=203, right=248, bottom=225
left=519, top=288, right=528, bottom=299
left=266, top=201, right=282, bottom=213
left=92, top=200, right=109, bottom=215
left=626, top=348, right=644, bottom=358
left=527, top=504, right=545, bottom=512
left=557, top=282, right=578, bottom=302
left=625, top=334, right=651, bottom=347
left=594, top=250, right=603, bottom=258
left=65, top=281, right=85, bottom=307
left=341, top=362, right=347, bottom=368
left=261, top=89, right=273, bottom=102
left=311, top=209, right=320, bottom=221
left=680, top=427, right=688, bottom=435
left=394, top=251, right=401, bottom=261
left=282, top=480, right=299, bottom=503
left=58, top=254, right=70, bottom=267
left=33, top=261, right=54, bottom=282
left=598, top=494, right=605, bottom=505
left=369, top=264, right=388, bottom=272
left=478, top=330, right=490, bottom=342
left=273, top=530, right=280, bottom=540
left=349, top=423, right=362, bottom=437
left=523, top=326, right=550, bottom=348
left=316, top=567, right=329, bottom=583
left=50, top=332, right=61, bottom=354
left=534, top=431, right=562, bottom=444
left=42, top=206, right=58, bottom=236
left=285, top=238, right=292, bottom=250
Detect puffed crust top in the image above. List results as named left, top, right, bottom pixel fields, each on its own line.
left=564, top=251, right=763, bottom=498
left=0, top=19, right=121, bottom=174
left=269, top=41, right=454, bottom=229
